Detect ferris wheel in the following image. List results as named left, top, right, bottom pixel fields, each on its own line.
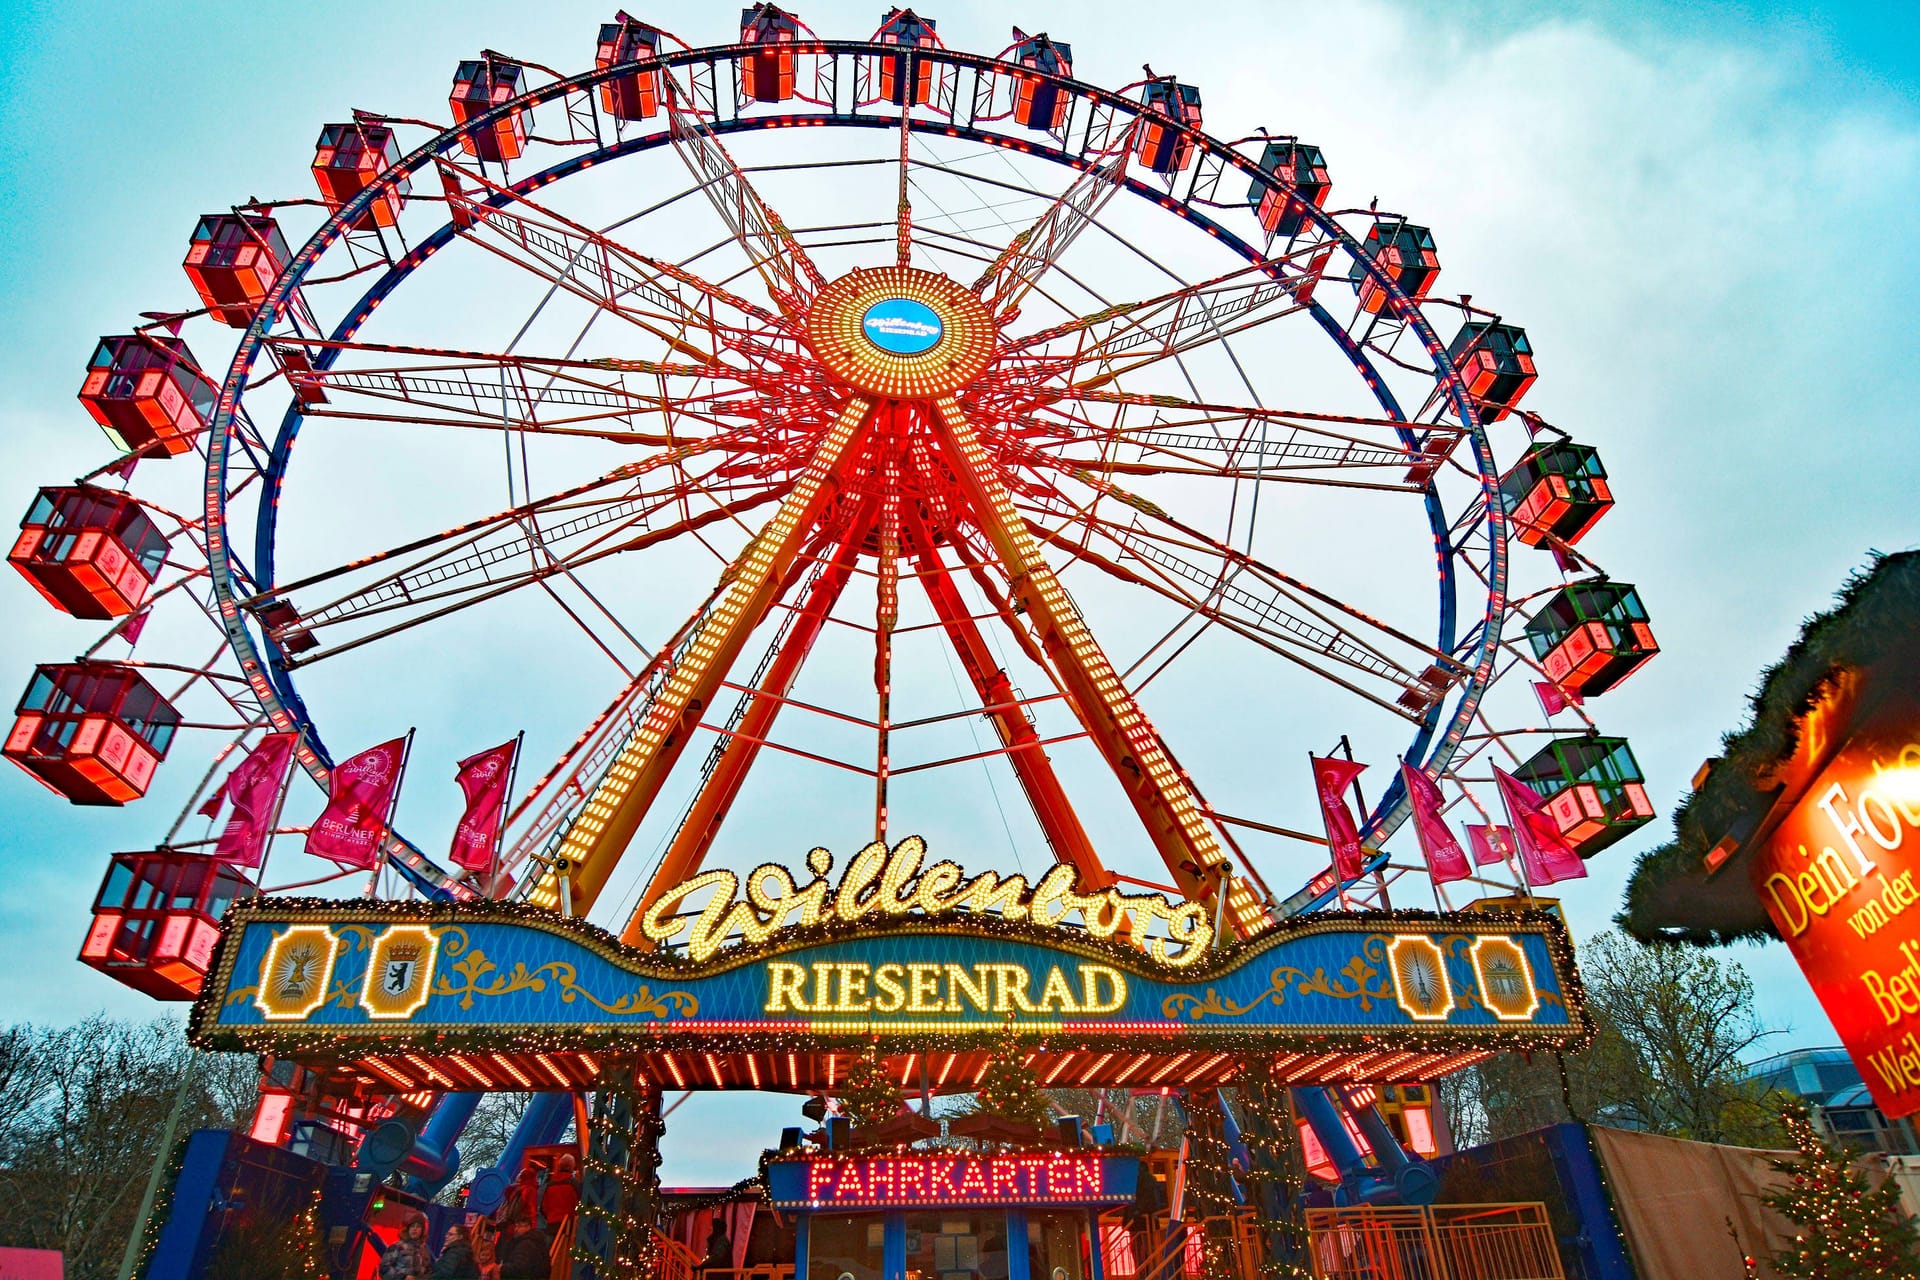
left=8, top=8, right=1662, bottom=998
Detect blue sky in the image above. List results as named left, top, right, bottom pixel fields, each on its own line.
left=1, top=1, right=1916, bottom=1183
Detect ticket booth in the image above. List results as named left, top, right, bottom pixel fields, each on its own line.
left=768, top=1152, right=1139, bottom=1280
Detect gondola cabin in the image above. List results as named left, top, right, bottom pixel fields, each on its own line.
left=872, top=9, right=939, bottom=106
left=1247, top=141, right=1330, bottom=239
left=450, top=59, right=531, bottom=163
left=741, top=5, right=805, bottom=103
left=1524, top=582, right=1657, bottom=698
left=1513, top=736, right=1654, bottom=857
left=1350, top=219, right=1439, bottom=315
left=5, top=662, right=181, bottom=805
left=10, top=486, right=167, bottom=619
left=1499, top=441, right=1613, bottom=548
left=78, top=334, right=216, bottom=457
left=182, top=214, right=290, bottom=328
left=596, top=17, right=665, bottom=120
left=1449, top=320, right=1537, bottom=424
left=1009, top=33, right=1072, bottom=131
left=312, top=121, right=409, bottom=228
left=1136, top=79, right=1201, bottom=174
left=79, top=850, right=252, bottom=1000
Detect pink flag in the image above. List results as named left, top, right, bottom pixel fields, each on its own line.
left=117, top=609, right=150, bottom=647
left=199, top=732, right=298, bottom=867
left=1312, top=756, right=1368, bottom=880
left=1399, top=762, right=1470, bottom=884
left=1493, top=766, right=1589, bottom=885
left=306, top=737, right=407, bottom=869
left=1532, top=680, right=1567, bottom=716
left=448, top=739, right=517, bottom=872
left=1465, top=824, right=1517, bottom=866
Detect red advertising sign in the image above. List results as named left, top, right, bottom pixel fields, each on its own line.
left=1751, top=710, right=1920, bottom=1116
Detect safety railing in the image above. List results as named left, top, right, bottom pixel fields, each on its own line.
left=1305, top=1203, right=1563, bottom=1280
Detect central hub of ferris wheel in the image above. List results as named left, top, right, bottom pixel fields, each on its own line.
left=804, top=266, right=996, bottom=399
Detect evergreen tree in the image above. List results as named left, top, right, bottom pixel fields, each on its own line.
left=967, top=1032, right=1052, bottom=1132
left=837, top=1042, right=903, bottom=1131
left=1763, top=1102, right=1920, bottom=1279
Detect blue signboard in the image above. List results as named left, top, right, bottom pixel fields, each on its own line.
left=192, top=900, right=1583, bottom=1055
left=861, top=298, right=944, bottom=355
left=766, top=1153, right=1140, bottom=1211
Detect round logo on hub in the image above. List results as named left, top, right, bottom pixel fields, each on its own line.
left=860, top=298, right=944, bottom=356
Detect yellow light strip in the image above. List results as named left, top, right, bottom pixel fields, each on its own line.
left=534, top=395, right=875, bottom=914
left=930, top=395, right=1229, bottom=891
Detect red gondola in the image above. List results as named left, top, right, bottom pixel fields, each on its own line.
left=596, top=15, right=665, bottom=120
left=1450, top=320, right=1537, bottom=424
left=1350, top=218, right=1439, bottom=315
left=5, top=662, right=181, bottom=805
left=80, top=850, right=253, bottom=1000
left=873, top=9, right=939, bottom=107
left=451, top=58, right=531, bottom=163
left=740, top=5, right=805, bottom=104
left=10, top=486, right=167, bottom=619
left=1136, top=79, right=1201, bottom=174
left=1524, top=583, right=1657, bottom=698
left=312, top=121, right=409, bottom=228
left=1247, top=141, right=1330, bottom=239
left=1499, top=441, right=1613, bottom=548
left=1513, top=736, right=1655, bottom=857
left=182, top=213, right=290, bottom=329
left=78, top=334, right=216, bottom=457
left=1008, top=32, right=1072, bottom=131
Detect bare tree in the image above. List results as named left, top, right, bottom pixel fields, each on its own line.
left=1446, top=931, right=1785, bottom=1148
left=0, top=1017, right=257, bottom=1280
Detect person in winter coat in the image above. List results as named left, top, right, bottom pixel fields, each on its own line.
left=379, top=1211, right=434, bottom=1280
left=495, top=1197, right=553, bottom=1280
left=431, top=1223, right=478, bottom=1280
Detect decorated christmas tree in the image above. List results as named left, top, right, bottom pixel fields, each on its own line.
left=837, top=1042, right=904, bottom=1130
left=1763, top=1102, right=1920, bottom=1279
left=958, top=1030, right=1053, bottom=1135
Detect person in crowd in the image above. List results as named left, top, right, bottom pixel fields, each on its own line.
left=496, top=1196, right=554, bottom=1280
left=432, top=1223, right=478, bottom=1280
left=540, top=1154, right=580, bottom=1228
left=379, top=1210, right=434, bottom=1280
left=701, top=1220, right=733, bottom=1280
left=468, top=1213, right=500, bottom=1280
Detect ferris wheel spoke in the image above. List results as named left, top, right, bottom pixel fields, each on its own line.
left=905, top=507, right=1104, bottom=882
left=1016, top=493, right=1459, bottom=717
left=661, top=73, right=828, bottom=316
left=433, top=156, right=799, bottom=368
left=254, top=448, right=789, bottom=665
left=510, top=394, right=879, bottom=922
left=994, top=244, right=1333, bottom=392
left=653, top=500, right=874, bottom=894
left=970, top=118, right=1143, bottom=323
left=927, top=394, right=1275, bottom=935
left=996, top=393, right=1462, bottom=492
left=269, top=343, right=787, bottom=444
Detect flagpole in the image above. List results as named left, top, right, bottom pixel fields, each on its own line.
left=479, top=731, right=525, bottom=900
left=1340, top=734, right=1388, bottom=909
left=1491, top=774, right=1538, bottom=902
left=1315, top=752, right=1352, bottom=911
left=365, top=729, right=415, bottom=899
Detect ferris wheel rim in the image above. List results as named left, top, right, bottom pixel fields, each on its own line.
left=198, top=36, right=1507, bottom=900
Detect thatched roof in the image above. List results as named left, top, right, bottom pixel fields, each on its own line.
left=1619, top=551, right=1920, bottom=944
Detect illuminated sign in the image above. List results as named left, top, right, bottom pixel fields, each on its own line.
left=860, top=298, right=944, bottom=355
left=193, top=900, right=1583, bottom=1053
left=639, top=837, right=1215, bottom=967
left=766, top=1154, right=1138, bottom=1209
left=1751, top=707, right=1920, bottom=1116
